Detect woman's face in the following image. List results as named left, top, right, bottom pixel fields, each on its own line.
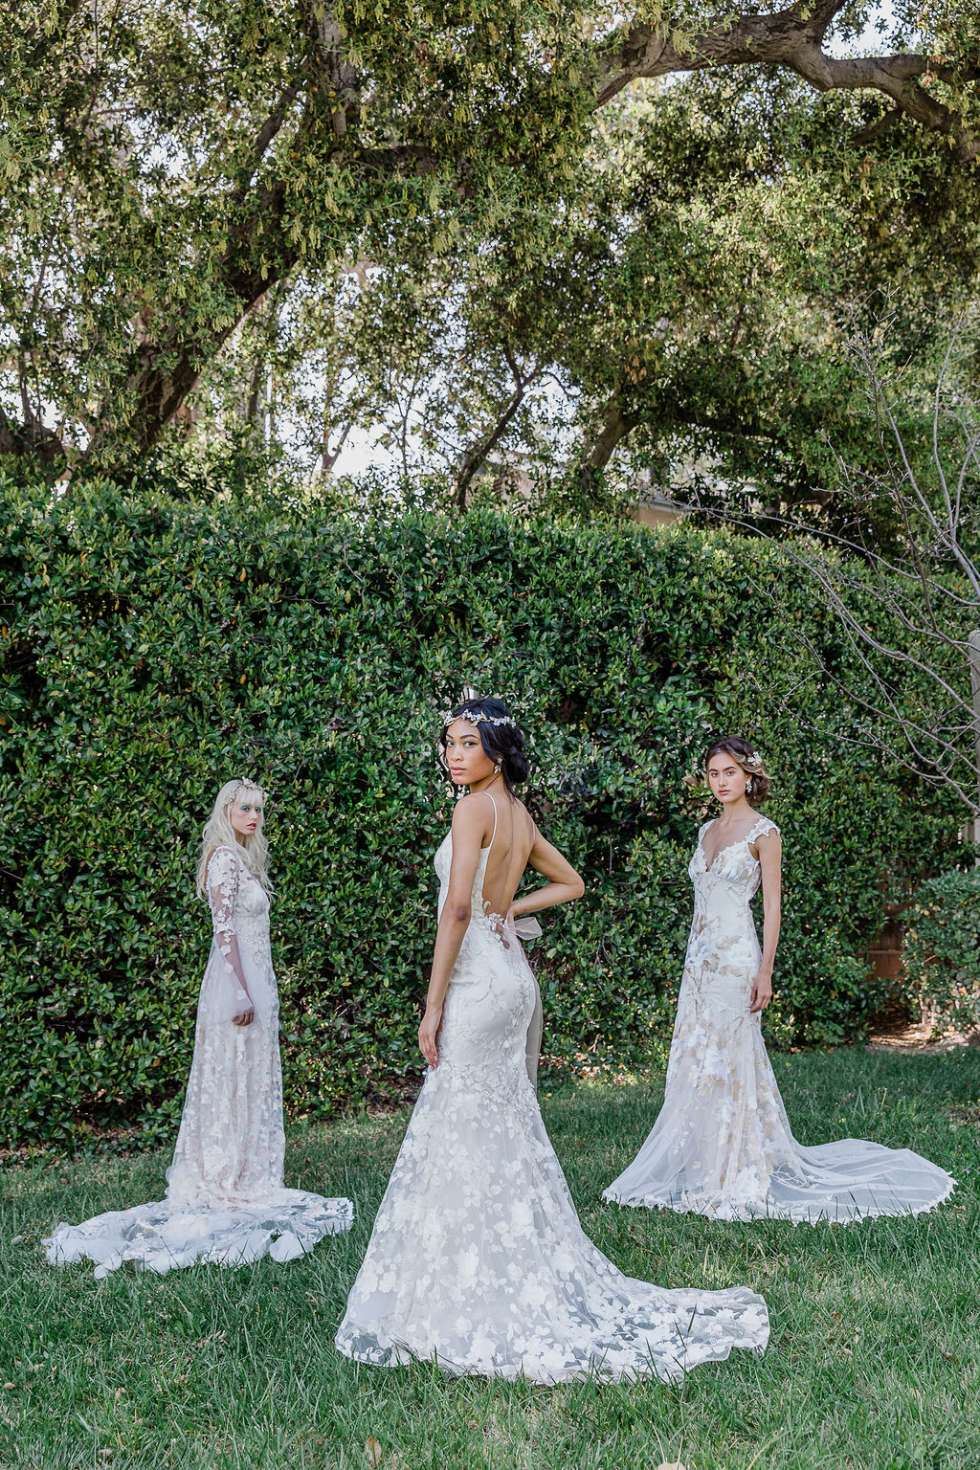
left=444, top=719, right=496, bottom=787
left=229, top=789, right=264, bottom=839
left=706, top=752, right=749, bottom=806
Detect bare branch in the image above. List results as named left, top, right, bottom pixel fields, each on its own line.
left=670, top=338, right=980, bottom=817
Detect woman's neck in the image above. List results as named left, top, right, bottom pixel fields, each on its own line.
left=717, top=797, right=754, bottom=826
left=469, top=770, right=503, bottom=796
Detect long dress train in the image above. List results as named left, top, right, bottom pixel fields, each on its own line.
left=335, top=804, right=768, bottom=1383
left=603, top=815, right=955, bottom=1224
left=45, top=844, right=353, bottom=1277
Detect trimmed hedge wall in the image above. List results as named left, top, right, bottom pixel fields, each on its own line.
left=902, top=869, right=980, bottom=1034
left=0, top=478, right=968, bottom=1146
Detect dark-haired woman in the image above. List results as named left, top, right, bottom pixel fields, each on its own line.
left=603, top=737, right=955, bottom=1225
left=335, top=700, right=769, bottom=1383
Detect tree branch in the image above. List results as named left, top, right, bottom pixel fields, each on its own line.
left=454, top=351, right=536, bottom=510
left=596, top=4, right=980, bottom=162
left=230, top=82, right=304, bottom=205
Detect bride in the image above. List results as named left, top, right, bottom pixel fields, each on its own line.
left=603, top=737, right=955, bottom=1224
left=335, top=699, right=769, bottom=1383
left=45, top=778, right=353, bottom=1276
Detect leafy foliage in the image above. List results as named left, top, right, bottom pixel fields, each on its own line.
left=0, top=476, right=968, bottom=1145
left=902, top=868, right=980, bottom=1034
left=2, top=3, right=978, bottom=492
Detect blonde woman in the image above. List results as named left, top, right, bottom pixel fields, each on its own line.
left=603, top=737, right=954, bottom=1224
left=46, top=779, right=352, bottom=1276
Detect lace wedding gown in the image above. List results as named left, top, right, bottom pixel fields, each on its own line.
left=603, top=815, right=955, bottom=1224
left=45, top=844, right=353, bottom=1277
left=336, top=800, right=769, bottom=1383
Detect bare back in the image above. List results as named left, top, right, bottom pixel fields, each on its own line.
left=478, top=791, right=536, bottom=921
left=471, top=788, right=579, bottom=924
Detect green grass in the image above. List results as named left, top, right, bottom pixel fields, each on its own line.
left=2, top=1046, right=978, bottom=1470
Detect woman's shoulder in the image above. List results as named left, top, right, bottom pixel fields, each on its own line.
left=452, top=789, right=503, bottom=822
left=207, top=842, right=244, bottom=871
left=748, top=811, right=780, bottom=840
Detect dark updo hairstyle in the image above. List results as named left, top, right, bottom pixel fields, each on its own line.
left=440, top=695, right=530, bottom=793
left=703, top=735, right=771, bottom=805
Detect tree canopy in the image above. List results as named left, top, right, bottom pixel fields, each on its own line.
left=2, top=2, right=978, bottom=483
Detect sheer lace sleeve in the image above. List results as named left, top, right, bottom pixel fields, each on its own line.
left=207, top=846, right=253, bottom=1014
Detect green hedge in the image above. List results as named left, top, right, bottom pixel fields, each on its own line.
left=0, top=478, right=968, bottom=1146
left=902, top=868, right=980, bottom=1034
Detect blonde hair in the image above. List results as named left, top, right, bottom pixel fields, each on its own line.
left=195, top=778, right=272, bottom=896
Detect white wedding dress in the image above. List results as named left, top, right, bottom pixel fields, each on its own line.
left=603, top=815, right=955, bottom=1224
left=336, top=799, right=769, bottom=1383
left=45, top=844, right=353, bottom=1277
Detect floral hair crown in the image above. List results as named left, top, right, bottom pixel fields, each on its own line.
left=702, top=746, right=767, bottom=774
left=442, top=707, right=517, bottom=729
left=229, top=777, right=266, bottom=803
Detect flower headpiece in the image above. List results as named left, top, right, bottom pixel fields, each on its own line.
left=442, top=707, right=517, bottom=729
left=228, top=776, right=265, bottom=803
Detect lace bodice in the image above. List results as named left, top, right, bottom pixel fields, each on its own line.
left=205, top=845, right=273, bottom=1021
left=208, top=843, right=271, bottom=945
left=434, top=793, right=513, bottom=938
left=690, top=813, right=779, bottom=903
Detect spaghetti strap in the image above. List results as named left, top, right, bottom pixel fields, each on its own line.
left=485, top=792, right=499, bottom=852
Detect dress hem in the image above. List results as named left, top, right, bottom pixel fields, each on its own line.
left=44, top=1195, right=354, bottom=1278
left=334, top=1330, right=768, bottom=1385
left=601, top=1173, right=957, bottom=1226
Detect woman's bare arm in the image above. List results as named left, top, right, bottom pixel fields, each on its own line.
left=750, top=829, right=782, bottom=1013
left=419, top=795, right=488, bottom=1066
left=510, top=824, right=585, bottom=920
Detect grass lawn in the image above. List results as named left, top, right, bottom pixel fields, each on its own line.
left=1, top=1045, right=978, bottom=1470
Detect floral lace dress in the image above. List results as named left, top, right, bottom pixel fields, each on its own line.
left=45, top=844, right=352, bottom=1277
left=335, top=805, right=769, bottom=1383
left=603, top=815, right=955, bottom=1224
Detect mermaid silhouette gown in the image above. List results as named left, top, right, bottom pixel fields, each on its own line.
left=603, top=815, right=955, bottom=1224
left=45, top=844, right=353, bottom=1276
left=336, top=797, right=769, bottom=1382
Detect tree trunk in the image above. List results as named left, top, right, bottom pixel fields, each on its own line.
left=577, top=391, right=638, bottom=493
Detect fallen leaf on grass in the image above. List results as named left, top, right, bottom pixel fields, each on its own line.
left=655, top=1463, right=687, bottom=1469
left=365, top=1437, right=383, bottom=1467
